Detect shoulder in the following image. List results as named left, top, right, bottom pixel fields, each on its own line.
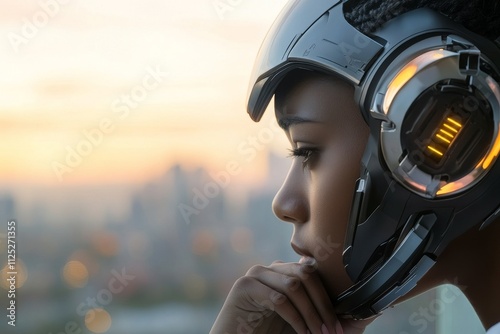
left=487, top=323, right=500, bottom=334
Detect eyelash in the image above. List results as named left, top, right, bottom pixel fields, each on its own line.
left=288, top=147, right=320, bottom=168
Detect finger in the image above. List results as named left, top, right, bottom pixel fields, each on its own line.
left=235, top=275, right=309, bottom=334
left=269, top=261, right=340, bottom=334
left=247, top=265, right=324, bottom=334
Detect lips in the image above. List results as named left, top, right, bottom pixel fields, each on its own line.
left=291, top=242, right=316, bottom=263
left=291, top=242, right=312, bottom=258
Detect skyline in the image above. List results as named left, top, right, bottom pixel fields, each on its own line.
left=0, top=144, right=296, bottom=334
left=0, top=0, right=289, bottom=185
left=0, top=149, right=291, bottom=229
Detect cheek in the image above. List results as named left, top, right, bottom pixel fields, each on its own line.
left=311, top=126, right=369, bottom=232
left=308, top=141, right=366, bottom=295
left=310, top=141, right=363, bottom=238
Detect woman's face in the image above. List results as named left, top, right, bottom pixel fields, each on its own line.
left=273, top=72, right=370, bottom=299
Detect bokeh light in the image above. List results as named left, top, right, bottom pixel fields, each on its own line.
left=191, top=229, right=217, bottom=256
left=91, top=231, right=120, bottom=257
left=62, top=260, right=89, bottom=288
left=85, top=308, right=112, bottom=334
left=0, top=258, right=28, bottom=289
left=69, top=249, right=100, bottom=276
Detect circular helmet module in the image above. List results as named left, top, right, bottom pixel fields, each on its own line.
left=375, top=48, right=500, bottom=198
left=402, top=81, right=494, bottom=181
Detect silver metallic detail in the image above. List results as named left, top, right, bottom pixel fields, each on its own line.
left=458, top=49, right=481, bottom=76
left=374, top=48, right=500, bottom=197
left=370, top=93, right=390, bottom=122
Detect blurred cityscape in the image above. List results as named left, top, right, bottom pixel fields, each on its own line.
left=0, top=151, right=485, bottom=334
left=0, top=151, right=296, bottom=334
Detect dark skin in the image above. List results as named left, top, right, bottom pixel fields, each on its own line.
left=211, top=72, right=500, bottom=333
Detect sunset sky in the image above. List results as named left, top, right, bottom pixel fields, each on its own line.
left=0, top=0, right=289, bottom=186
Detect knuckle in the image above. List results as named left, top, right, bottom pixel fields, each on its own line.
left=283, top=276, right=301, bottom=292
left=258, top=297, right=275, bottom=312
left=270, top=291, right=287, bottom=305
left=245, top=265, right=265, bottom=277
left=233, top=275, right=254, bottom=290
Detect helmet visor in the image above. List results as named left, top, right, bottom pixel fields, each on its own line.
left=247, top=0, right=341, bottom=121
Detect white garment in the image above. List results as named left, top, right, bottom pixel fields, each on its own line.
left=487, top=323, right=500, bottom=334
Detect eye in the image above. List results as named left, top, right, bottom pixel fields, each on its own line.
left=288, top=147, right=321, bottom=169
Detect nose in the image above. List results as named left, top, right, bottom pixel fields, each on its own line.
left=272, top=160, right=309, bottom=224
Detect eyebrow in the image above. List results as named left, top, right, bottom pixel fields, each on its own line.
left=277, top=116, right=318, bottom=131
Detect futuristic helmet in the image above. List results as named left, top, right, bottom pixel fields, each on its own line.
left=247, top=0, right=500, bottom=319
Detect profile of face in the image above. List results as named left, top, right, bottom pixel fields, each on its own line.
left=272, top=71, right=370, bottom=299
left=267, top=68, right=500, bottom=330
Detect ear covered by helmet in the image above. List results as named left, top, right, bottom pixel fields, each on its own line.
left=247, top=0, right=500, bottom=319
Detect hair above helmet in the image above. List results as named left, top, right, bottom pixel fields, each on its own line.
left=346, top=0, right=500, bottom=40
left=248, top=0, right=500, bottom=320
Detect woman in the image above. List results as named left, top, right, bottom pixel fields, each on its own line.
left=211, top=0, right=500, bottom=333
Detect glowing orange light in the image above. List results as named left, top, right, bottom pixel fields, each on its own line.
left=439, top=129, right=454, bottom=138
left=443, top=124, right=459, bottom=133
left=427, top=146, right=444, bottom=156
left=436, top=134, right=451, bottom=144
left=429, top=117, right=463, bottom=160
left=447, top=117, right=463, bottom=128
left=391, top=65, right=418, bottom=91
left=482, top=125, right=500, bottom=169
left=383, top=50, right=449, bottom=114
left=384, top=64, right=418, bottom=113
left=437, top=180, right=466, bottom=195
